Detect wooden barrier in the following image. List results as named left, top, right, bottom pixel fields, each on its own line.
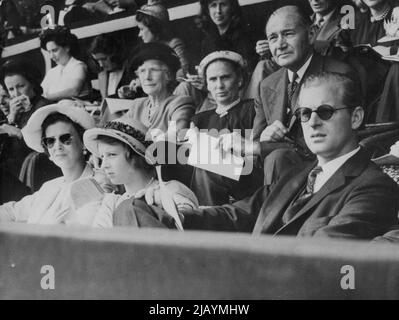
left=1, top=223, right=399, bottom=299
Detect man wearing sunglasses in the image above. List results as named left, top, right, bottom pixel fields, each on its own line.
left=219, top=4, right=356, bottom=186
left=177, top=71, right=399, bottom=239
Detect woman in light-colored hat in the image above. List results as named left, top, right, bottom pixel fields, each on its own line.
left=82, top=116, right=198, bottom=228
left=135, top=3, right=190, bottom=76
left=189, top=50, right=263, bottom=206
left=0, top=101, right=96, bottom=224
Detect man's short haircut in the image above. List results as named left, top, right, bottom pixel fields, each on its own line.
left=266, top=4, right=312, bottom=30
left=301, top=71, right=364, bottom=109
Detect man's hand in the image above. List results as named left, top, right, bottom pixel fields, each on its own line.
left=259, top=120, right=288, bottom=142
left=255, top=40, right=270, bottom=57
left=218, top=132, right=260, bottom=157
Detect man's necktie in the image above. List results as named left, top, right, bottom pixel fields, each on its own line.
left=287, top=72, right=298, bottom=111
left=306, top=165, right=323, bottom=194
left=282, top=166, right=323, bottom=224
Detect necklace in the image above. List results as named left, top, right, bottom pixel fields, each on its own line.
left=371, top=6, right=390, bottom=22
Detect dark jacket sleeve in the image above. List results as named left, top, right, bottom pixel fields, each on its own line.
left=181, top=185, right=269, bottom=232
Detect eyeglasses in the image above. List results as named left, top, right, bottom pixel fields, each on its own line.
left=135, top=67, right=166, bottom=77
left=294, top=104, right=354, bottom=122
left=42, top=133, right=73, bottom=149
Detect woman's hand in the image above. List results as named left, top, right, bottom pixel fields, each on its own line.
left=0, top=124, right=23, bottom=139
left=390, top=141, right=399, bottom=158
left=8, top=96, right=26, bottom=123
left=185, top=73, right=205, bottom=91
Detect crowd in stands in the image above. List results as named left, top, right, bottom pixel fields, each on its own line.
left=1, top=0, right=399, bottom=243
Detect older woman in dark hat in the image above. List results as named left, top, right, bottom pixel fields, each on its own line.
left=39, top=26, right=91, bottom=102
left=125, top=42, right=195, bottom=141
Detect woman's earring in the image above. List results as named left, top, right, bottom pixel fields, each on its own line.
left=83, top=148, right=88, bottom=155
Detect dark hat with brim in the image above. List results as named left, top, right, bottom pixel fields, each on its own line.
left=131, top=42, right=181, bottom=75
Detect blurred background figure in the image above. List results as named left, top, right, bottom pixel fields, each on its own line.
left=90, top=33, right=134, bottom=99
left=135, top=3, right=190, bottom=77
left=40, top=26, right=92, bottom=102
left=0, top=59, right=50, bottom=178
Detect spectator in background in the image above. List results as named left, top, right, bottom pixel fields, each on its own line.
left=197, top=0, right=256, bottom=69
left=83, top=0, right=140, bottom=15
left=0, top=59, right=50, bottom=178
left=175, top=0, right=256, bottom=112
left=124, top=42, right=195, bottom=141
left=90, top=33, right=133, bottom=99
left=40, top=26, right=91, bottom=102
left=0, top=84, right=10, bottom=121
left=189, top=51, right=263, bottom=205
left=135, top=3, right=190, bottom=77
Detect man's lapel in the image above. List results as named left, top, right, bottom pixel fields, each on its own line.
left=98, top=71, right=108, bottom=98
left=267, top=69, right=289, bottom=124
left=317, top=9, right=342, bottom=41
left=275, top=148, right=370, bottom=233
left=253, top=161, right=313, bottom=234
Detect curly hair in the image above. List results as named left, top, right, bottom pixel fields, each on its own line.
left=0, top=59, right=43, bottom=97
left=39, top=26, right=80, bottom=58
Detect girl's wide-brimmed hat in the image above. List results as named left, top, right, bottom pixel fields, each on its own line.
left=84, top=117, right=154, bottom=164
left=22, top=101, right=95, bottom=153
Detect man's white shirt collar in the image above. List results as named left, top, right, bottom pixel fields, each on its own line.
left=288, top=54, right=313, bottom=83
left=313, top=146, right=361, bottom=193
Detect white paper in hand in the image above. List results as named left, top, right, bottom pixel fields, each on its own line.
left=187, top=132, right=244, bottom=181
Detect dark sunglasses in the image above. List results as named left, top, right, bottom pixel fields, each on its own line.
left=294, top=104, right=354, bottom=122
left=42, top=133, right=73, bottom=149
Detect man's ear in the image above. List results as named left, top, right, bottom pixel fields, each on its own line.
left=351, top=106, right=364, bottom=130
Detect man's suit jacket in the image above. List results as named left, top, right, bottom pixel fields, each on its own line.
left=98, top=67, right=132, bottom=99
left=312, top=8, right=344, bottom=54
left=182, top=148, right=399, bottom=240
left=252, top=53, right=355, bottom=157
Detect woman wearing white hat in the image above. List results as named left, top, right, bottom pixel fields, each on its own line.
left=82, top=116, right=198, bottom=228
left=0, top=101, right=96, bottom=224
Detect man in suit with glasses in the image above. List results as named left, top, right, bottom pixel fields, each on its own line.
left=177, top=71, right=399, bottom=239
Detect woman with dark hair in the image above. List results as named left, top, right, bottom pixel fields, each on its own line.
left=197, top=0, right=256, bottom=69
left=0, top=59, right=50, bottom=177
left=135, top=3, right=190, bottom=76
left=90, top=33, right=133, bottom=99
left=39, top=26, right=91, bottom=102
left=0, top=101, right=96, bottom=224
